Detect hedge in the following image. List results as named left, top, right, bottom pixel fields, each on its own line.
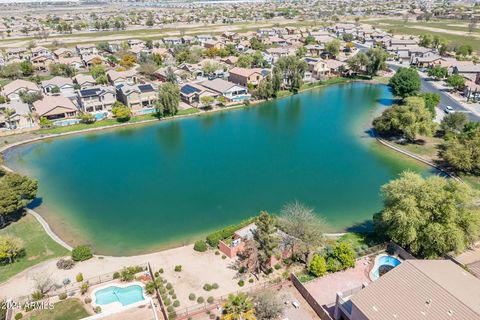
left=205, top=217, right=256, bottom=247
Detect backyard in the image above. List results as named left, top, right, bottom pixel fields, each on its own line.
left=25, top=299, right=90, bottom=320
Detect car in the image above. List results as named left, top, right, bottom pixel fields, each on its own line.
left=292, top=300, right=300, bottom=309
left=444, top=105, right=454, bottom=114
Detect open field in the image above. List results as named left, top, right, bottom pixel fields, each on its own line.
left=0, top=214, right=69, bottom=284
left=366, top=18, right=480, bottom=51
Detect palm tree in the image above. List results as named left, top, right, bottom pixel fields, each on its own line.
left=222, top=293, right=255, bottom=320
left=1, top=107, right=16, bottom=129
left=23, top=111, right=38, bottom=125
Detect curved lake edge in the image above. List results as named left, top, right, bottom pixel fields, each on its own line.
left=0, top=81, right=440, bottom=257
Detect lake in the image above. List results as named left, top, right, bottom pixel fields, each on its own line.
left=4, top=83, right=434, bottom=255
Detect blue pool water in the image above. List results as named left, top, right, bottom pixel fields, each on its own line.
left=53, top=119, right=81, bottom=126
left=371, top=255, right=401, bottom=281
left=95, top=285, right=145, bottom=306
left=94, top=112, right=108, bottom=120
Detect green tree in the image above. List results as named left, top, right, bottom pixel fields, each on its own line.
left=274, top=56, right=307, bottom=93
left=71, top=245, right=93, bottom=261
left=324, top=39, right=341, bottom=57
left=253, top=211, right=278, bottom=272
left=1, top=63, right=22, bottom=79
left=200, top=95, right=214, bottom=108
left=19, top=61, right=34, bottom=76
left=427, top=65, right=448, bottom=80
left=90, top=65, right=105, bottom=78
left=223, top=293, right=255, bottom=320
left=389, top=67, right=421, bottom=98
left=331, top=242, right=355, bottom=270
left=0, top=235, right=24, bottom=264
left=347, top=52, right=369, bottom=74
left=111, top=101, right=131, bottom=122
left=419, top=34, right=433, bottom=47
left=440, top=126, right=480, bottom=174
left=236, top=54, right=254, bottom=68
left=278, top=201, right=326, bottom=263
left=440, top=112, right=468, bottom=135
left=456, top=44, right=473, bottom=57
left=421, top=92, right=440, bottom=118
left=157, top=83, right=180, bottom=116
left=255, top=76, right=274, bottom=100
left=304, top=35, right=315, bottom=44
left=374, top=172, right=480, bottom=258
left=365, top=47, right=387, bottom=78
left=308, top=254, right=327, bottom=277
left=39, top=117, right=52, bottom=128
left=446, top=75, right=465, bottom=91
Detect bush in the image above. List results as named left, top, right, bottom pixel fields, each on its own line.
left=174, top=265, right=182, bottom=272
left=164, top=298, right=171, bottom=306
left=166, top=283, right=172, bottom=290
left=56, top=258, right=75, bottom=270
left=15, top=313, right=23, bottom=320
left=159, top=268, right=164, bottom=273
left=209, top=314, right=215, bottom=320
left=274, top=263, right=282, bottom=270
left=222, top=255, right=226, bottom=259
left=84, top=297, right=92, bottom=304
left=173, top=300, right=180, bottom=307
left=71, top=245, right=93, bottom=262
left=194, top=240, right=208, bottom=252
left=211, top=283, right=219, bottom=290
left=80, top=282, right=90, bottom=295
left=113, top=272, right=120, bottom=279
left=145, top=281, right=157, bottom=295
left=197, top=296, right=204, bottom=303
left=167, top=306, right=174, bottom=313
left=248, top=278, right=254, bottom=283
left=168, top=289, right=175, bottom=296
left=94, top=306, right=101, bottom=314
left=203, top=284, right=212, bottom=291
left=111, top=102, right=131, bottom=122
left=76, top=273, right=84, bottom=282
left=238, top=280, right=244, bottom=287
left=31, top=291, right=43, bottom=301
left=207, top=296, right=214, bottom=304
left=58, top=292, right=67, bottom=300
left=215, top=250, right=220, bottom=255
left=154, top=272, right=159, bottom=277
left=308, top=254, right=327, bottom=277
left=188, top=293, right=196, bottom=301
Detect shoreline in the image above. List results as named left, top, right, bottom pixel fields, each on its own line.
left=1, top=79, right=393, bottom=258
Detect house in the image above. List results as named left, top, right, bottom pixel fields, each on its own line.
left=163, top=37, right=182, bottom=46
left=81, top=55, right=104, bottom=68
left=32, top=96, right=78, bottom=120
left=30, top=54, right=55, bottom=71
left=389, top=38, right=417, bottom=47
left=219, top=223, right=257, bottom=258
left=180, top=82, right=218, bottom=106
left=128, top=39, right=145, bottom=49
left=257, top=28, right=275, bottom=37
left=200, top=78, right=249, bottom=101
left=54, top=47, right=75, bottom=59
left=73, top=74, right=96, bottom=89
left=41, top=76, right=75, bottom=98
left=452, top=65, right=480, bottom=82
left=77, top=86, right=117, bottom=113
left=0, top=101, right=34, bottom=130
left=57, top=57, right=84, bottom=70
left=334, top=260, right=480, bottom=320
left=196, top=34, right=214, bottom=44
left=2, top=79, right=41, bottom=102
left=116, top=83, right=157, bottom=112
left=76, top=44, right=98, bottom=56
left=5, top=47, right=29, bottom=61
left=204, top=40, right=225, bottom=50
left=228, top=67, right=265, bottom=87
left=265, top=47, right=295, bottom=63
left=412, top=54, right=442, bottom=68
left=304, top=57, right=329, bottom=79
left=106, top=69, right=137, bottom=86
left=30, top=46, right=52, bottom=58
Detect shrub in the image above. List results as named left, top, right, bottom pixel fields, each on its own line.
left=207, top=296, right=214, bottom=304
left=80, top=282, right=89, bottom=295
left=222, top=255, right=226, bottom=259
left=308, top=254, right=327, bottom=277
left=167, top=305, right=174, bottom=312
left=113, top=272, right=120, bottom=279
left=56, top=258, right=75, bottom=270
left=248, top=278, right=254, bottom=283
left=239, top=266, right=246, bottom=273
left=168, top=289, right=175, bottom=296
left=94, top=306, right=101, bottom=314
left=172, top=294, right=177, bottom=299
left=209, top=314, right=215, bottom=319
left=197, top=296, right=204, bottom=303
left=159, top=287, right=166, bottom=294
left=84, top=297, right=92, bottom=304
left=76, top=273, right=84, bottom=282
left=194, top=240, right=208, bottom=252
left=71, top=245, right=93, bottom=262
left=15, top=313, right=23, bottom=320
left=203, top=284, right=212, bottom=291
left=174, top=265, right=182, bottom=272
left=31, top=291, right=43, bottom=301
left=159, top=268, right=164, bottom=273
left=145, top=281, right=157, bottom=295
left=166, top=283, right=173, bottom=290
left=238, top=280, right=244, bottom=287
left=173, top=300, right=180, bottom=307
left=211, top=283, right=219, bottom=289
left=154, top=272, right=159, bottom=277
left=188, top=293, right=196, bottom=301
left=164, top=298, right=171, bottom=306
left=274, top=263, right=282, bottom=270
left=58, top=292, right=67, bottom=300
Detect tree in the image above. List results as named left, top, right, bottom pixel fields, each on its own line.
left=253, top=290, right=284, bottom=320
left=331, top=242, right=355, bottom=270
left=95, top=74, right=108, bottom=85
left=365, top=47, right=387, bottom=78
left=236, top=54, right=254, bottom=68
left=389, top=67, right=421, bottom=98
left=90, top=65, right=105, bottom=78
left=421, top=92, right=440, bottom=118
left=440, top=112, right=468, bottom=135
left=255, top=76, right=274, bottom=100
left=342, top=33, right=354, bottom=42
left=304, top=35, right=315, bottom=44
left=111, top=101, right=131, bottom=122
left=157, top=83, right=180, bottom=116
left=1, top=63, right=22, bottom=79
left=324, top=39, right=341, bottom=57
left=278, top=201, right=326, bottom=263
left=274, top=56, right=307, bottom=93
left=373, top=98, right=437, bottom=142
left=238, top=239, right=261, bottom=276
left=0, top=235, right=24, bottom=264
left=440, top=126, right=480, bottom=174
left=0, top=171, right=38, bottom=227
left=200, top=95, right=214, bottom=108
left=308, top=254, right=327, bottom=277
left=222, top=293, right=255, bottom=320
left=119, top=54, right=136, bottom=69
left=32, top=273, right=54, bottom=295
left=419, top=34, right=433, bottom=47
left=39, top=117, right=52, bottom=128
left=427, top=66, right=448, bottom=80
left=446, top=75, right=465, bottom=91
left=19, top=61, right=34, bottom=76
left=79, top=112, right=95, bottom=124
left=374, top=172, right=480, bottom=258
left=137, top=63, right=158, bottom=78
left=456, top=44, right=473, bottom=57
left=253, top=211, right=278, bottom=272
left=347, top=52, right=368, bottom=74
left=71, top=245, right=93, bottom=261
left=165, top=67, right=177, bottom=84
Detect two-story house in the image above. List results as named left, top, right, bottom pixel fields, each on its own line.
left=77, top=86, right=117, bottom=113
left=115, top=83, right=157, bottom=113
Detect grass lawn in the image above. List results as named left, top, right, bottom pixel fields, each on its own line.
left=177, top=108, right=200, bottom=116
left=392, top=136, right=443, bottom=162
left=26, top=299, right=90, bottom=320
left=461, top=174, right=480, bottom=191
left=0, top=214, right=69, bottom=284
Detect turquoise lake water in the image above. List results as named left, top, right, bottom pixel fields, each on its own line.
left=5, top=83, right=435, bottom=255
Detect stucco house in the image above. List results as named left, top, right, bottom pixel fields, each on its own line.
left=116, top=83, right=157, bottom=112
left=41, top=76, right=76, bottom=98
left=2, top=79, right=41, bottom=102
left=228, top=67, right=265, bottom=87
left=77, top=86, right=117, bottom=113
left=199, top=78, right=250, bottom=101
left=32, top=95, right=78, bottom=120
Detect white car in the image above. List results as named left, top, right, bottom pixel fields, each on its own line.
left=444, top=106, right=454, bottom=114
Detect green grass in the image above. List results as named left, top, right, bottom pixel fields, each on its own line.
left=0, top=214, right=69, bottom=284
left=461, top=174, right=480, bottom=191
left=276, top=90, right=293, bottom=98
left=391, top=136, right=443, bottom=162
left=177, top=108, right=200, bottom=116
left=26, top=299, right=89, bottom=320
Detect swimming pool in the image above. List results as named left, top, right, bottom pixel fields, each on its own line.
left=370, top=255, right=401, bottom=281
left=94, top=112, right=108, bottom=121
left=94, top=284, right=145, bottom=306
left=53, top=119, right=81, bottom=126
